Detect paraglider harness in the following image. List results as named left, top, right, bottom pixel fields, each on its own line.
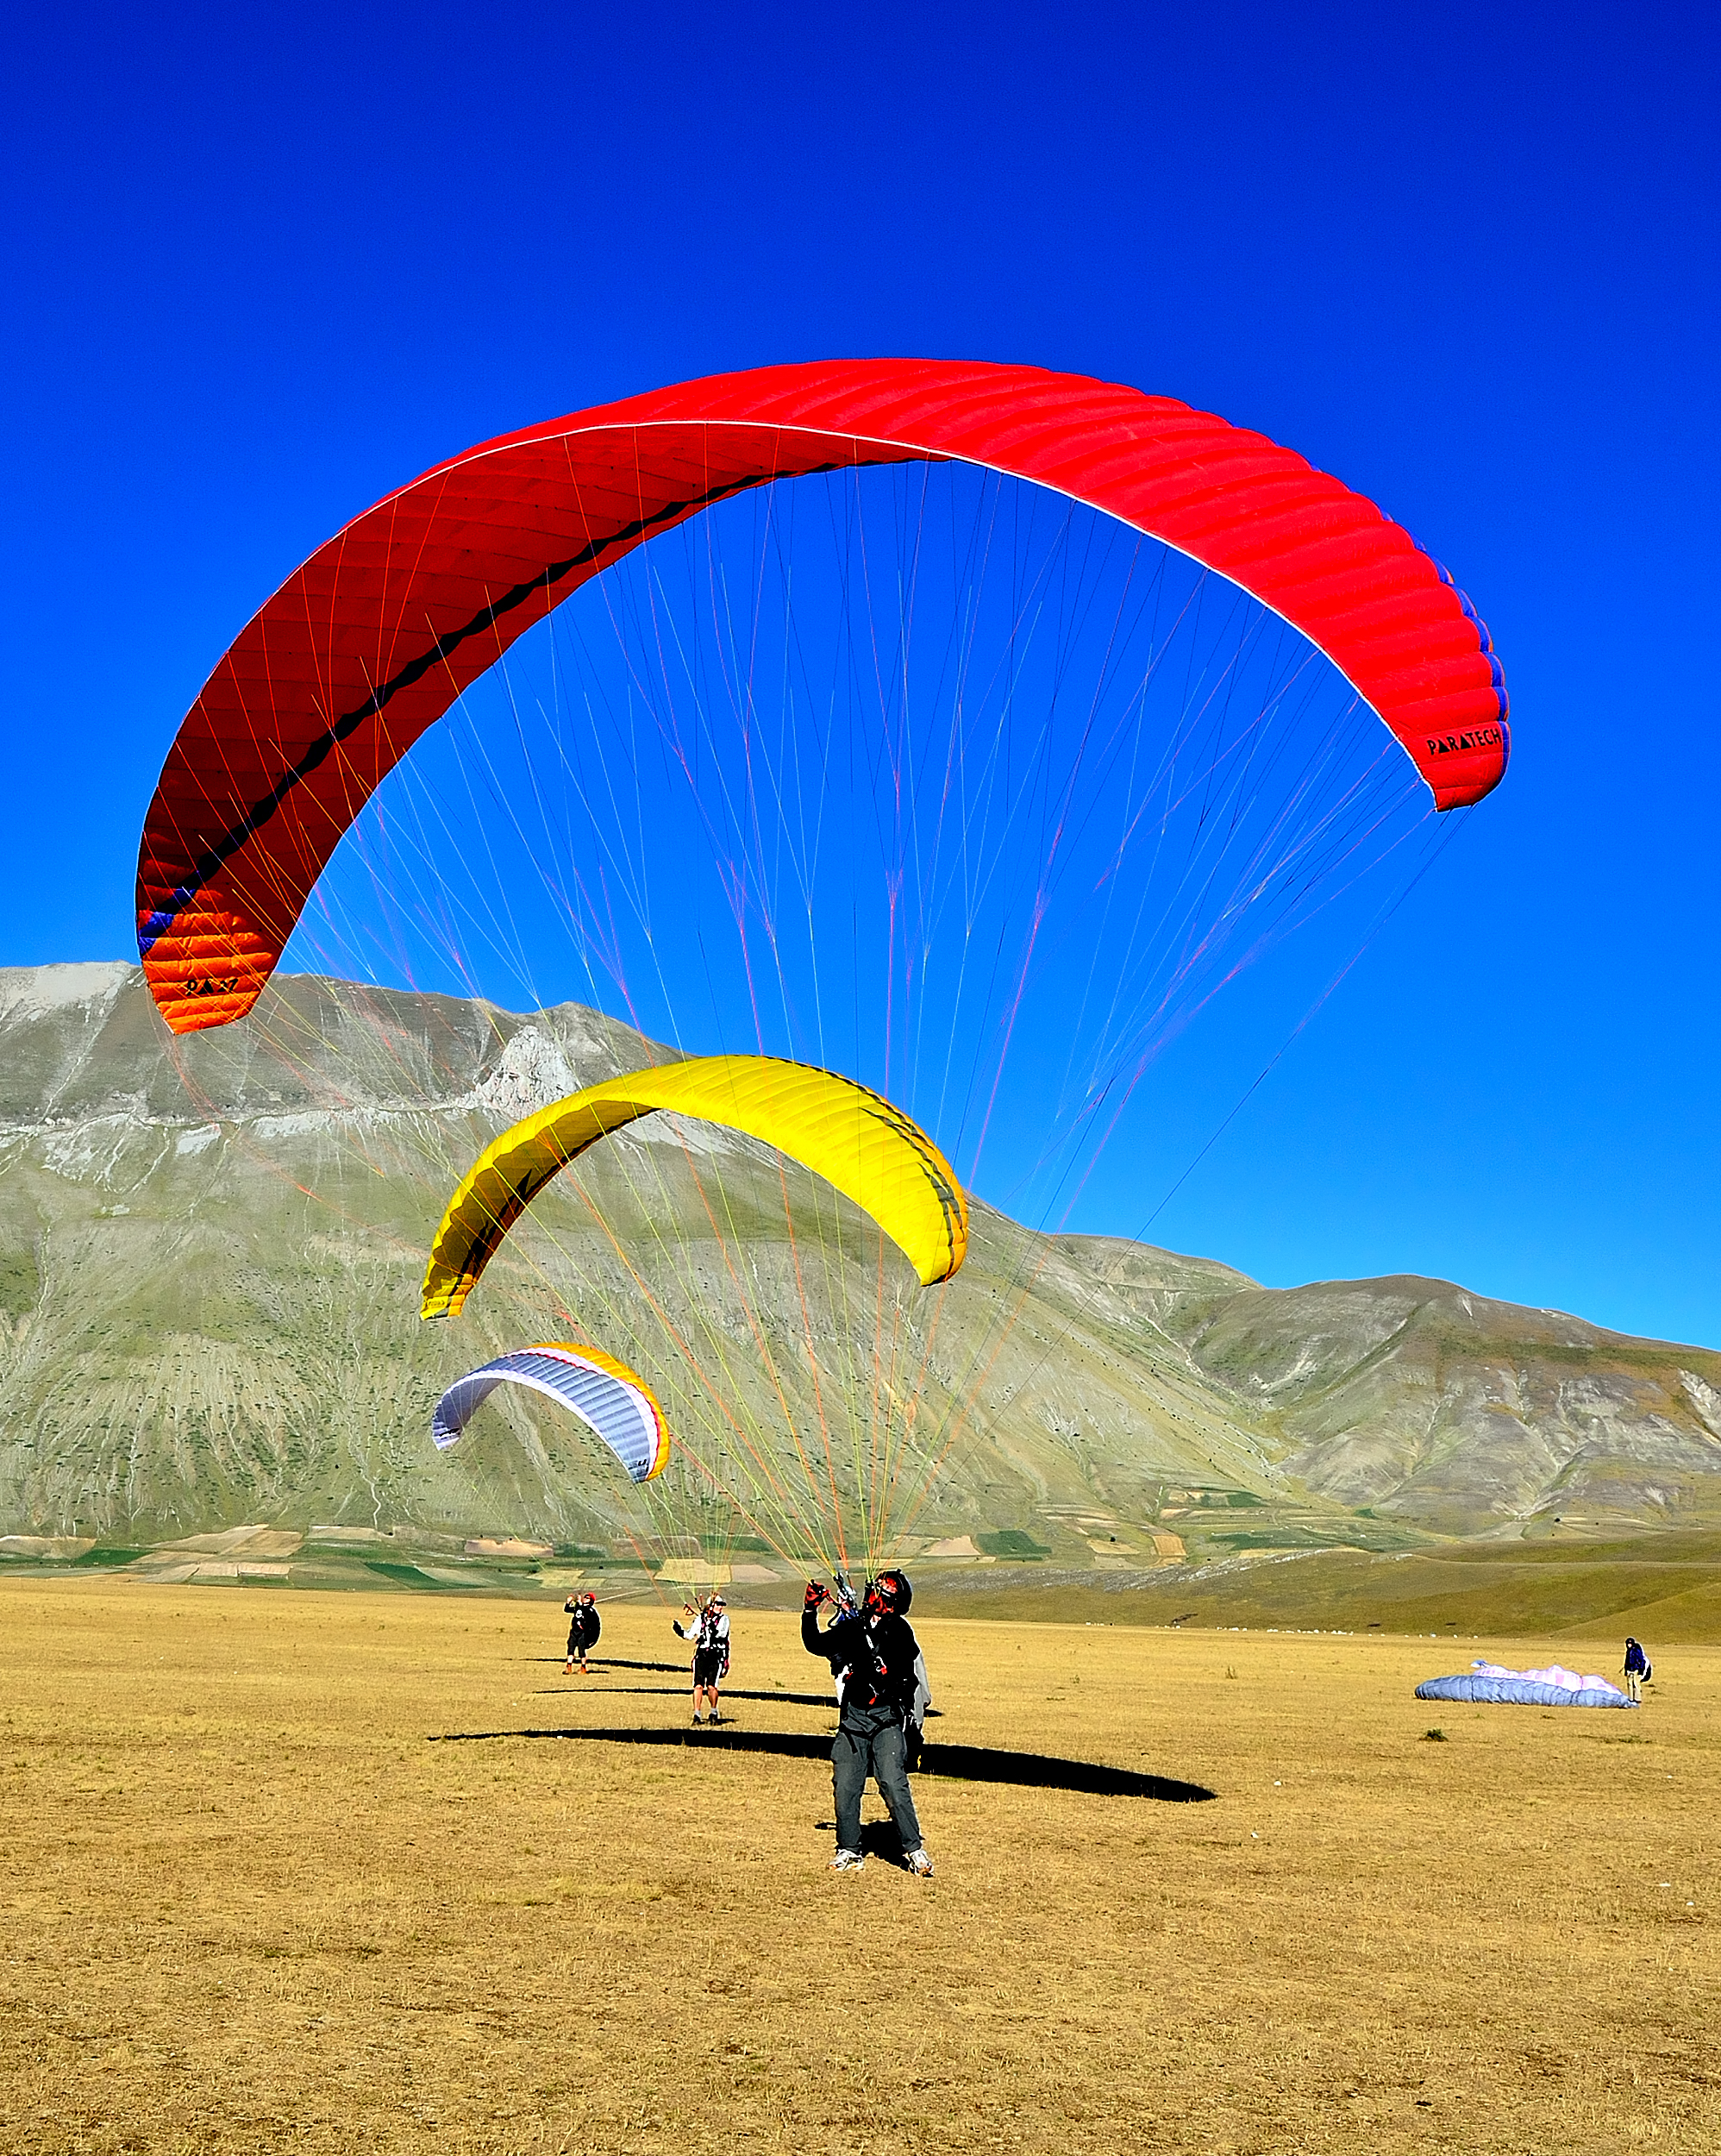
left=1624, top=1639, right=1650, bottom=1679
left=566, top=1595, right=600, bottom=1653
left=677, top=1601, right=730, bottom=1682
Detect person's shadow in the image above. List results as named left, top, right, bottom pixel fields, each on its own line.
left=428, top=1724, right=1218, bottom=1803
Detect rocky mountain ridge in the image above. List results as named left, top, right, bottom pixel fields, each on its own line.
left=3, top=963, right=1718, bottom=1560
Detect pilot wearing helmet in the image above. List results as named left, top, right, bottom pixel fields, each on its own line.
left=804, top=1569, right=934, bottom=1877
left=563, top=1589, right=600, bottom=1675
left=674, top=1592, right=730, bottom=1726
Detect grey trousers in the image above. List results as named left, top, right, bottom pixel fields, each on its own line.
left=833, top=1714, right=923, bottom=1855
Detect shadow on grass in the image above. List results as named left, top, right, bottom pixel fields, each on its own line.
left=429, top=1724, right=1217, bottom=1802
left=531, top=1658, right=687, bottom=1675
left=810, top=1818, right=922, bottom=1868
left=536, top=1683, right=878, bottom=1710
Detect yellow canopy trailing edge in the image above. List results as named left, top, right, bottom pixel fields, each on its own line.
left=420, top=1055, right=969, bottom=1320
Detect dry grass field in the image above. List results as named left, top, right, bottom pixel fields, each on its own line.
left=1, top=1581, right=1715, bottom=2154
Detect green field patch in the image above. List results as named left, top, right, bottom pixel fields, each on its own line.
left=977, top=1529, right=1053, bottom=1558
left=1209, top=1528, right=1359, bottom=1551
left=363, top=1559, right=477, bottom=1589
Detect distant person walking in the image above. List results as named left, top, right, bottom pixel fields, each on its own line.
left=674, top=1593, right=729, bottom=1724
left=1624, top=1636, right=1651, bottom=1702
left=564, top=1591, right=599, bottom=1675
left=803, top=1569, right=934, bottom=1877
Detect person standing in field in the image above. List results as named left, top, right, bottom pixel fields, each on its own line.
left=803, top=1569, right=934, bottom=1877
left=564, top=1591, right=599, bottom=1674
left=674, top=1593, right=729, bottom=1725
left=1624, top=1636, right=1651, bottom=1702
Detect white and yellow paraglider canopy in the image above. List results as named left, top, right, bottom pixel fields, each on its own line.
left=430, top=1343, right=669, bottom=1482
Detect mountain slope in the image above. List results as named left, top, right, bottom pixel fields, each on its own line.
left=3, top=964, right=1718, bottom=1561
left=1129, top=1262, right=1721, bottom=1536
left=0, top=965, right=1274, bottom=1551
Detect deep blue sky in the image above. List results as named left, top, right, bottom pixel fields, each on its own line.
left=6, top=3, right=1719, bottom=1343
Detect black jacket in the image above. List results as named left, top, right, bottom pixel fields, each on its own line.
left=803, top=1604, right=920, bottom=1722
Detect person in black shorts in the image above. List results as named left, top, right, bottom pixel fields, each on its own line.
left=564, top=1591, right=599, bottom=1674
left=673, top=1593, right=730, bottom=1724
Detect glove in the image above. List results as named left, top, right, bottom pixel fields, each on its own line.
left=804, top=1578, right=827, bottom=1608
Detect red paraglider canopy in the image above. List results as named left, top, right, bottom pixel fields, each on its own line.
left=136, top=360, right=1510, bottom=1034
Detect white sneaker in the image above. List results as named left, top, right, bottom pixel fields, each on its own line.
left=830, top=1849, right=865, bottom=1873
left=905, top=1846, right=935, bottom=1877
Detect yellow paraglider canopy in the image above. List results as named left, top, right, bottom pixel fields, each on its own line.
left=421, top=1055, right=968, bottom=1320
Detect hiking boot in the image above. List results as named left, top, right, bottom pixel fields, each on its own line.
left=691, top=1715, right=704, bottom=1727
left=830, top=1849, right=865, bottom=1873
left=708, top=1710, right=723, bottom=1726
left=905, top=1846, right=935, bottom=1877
